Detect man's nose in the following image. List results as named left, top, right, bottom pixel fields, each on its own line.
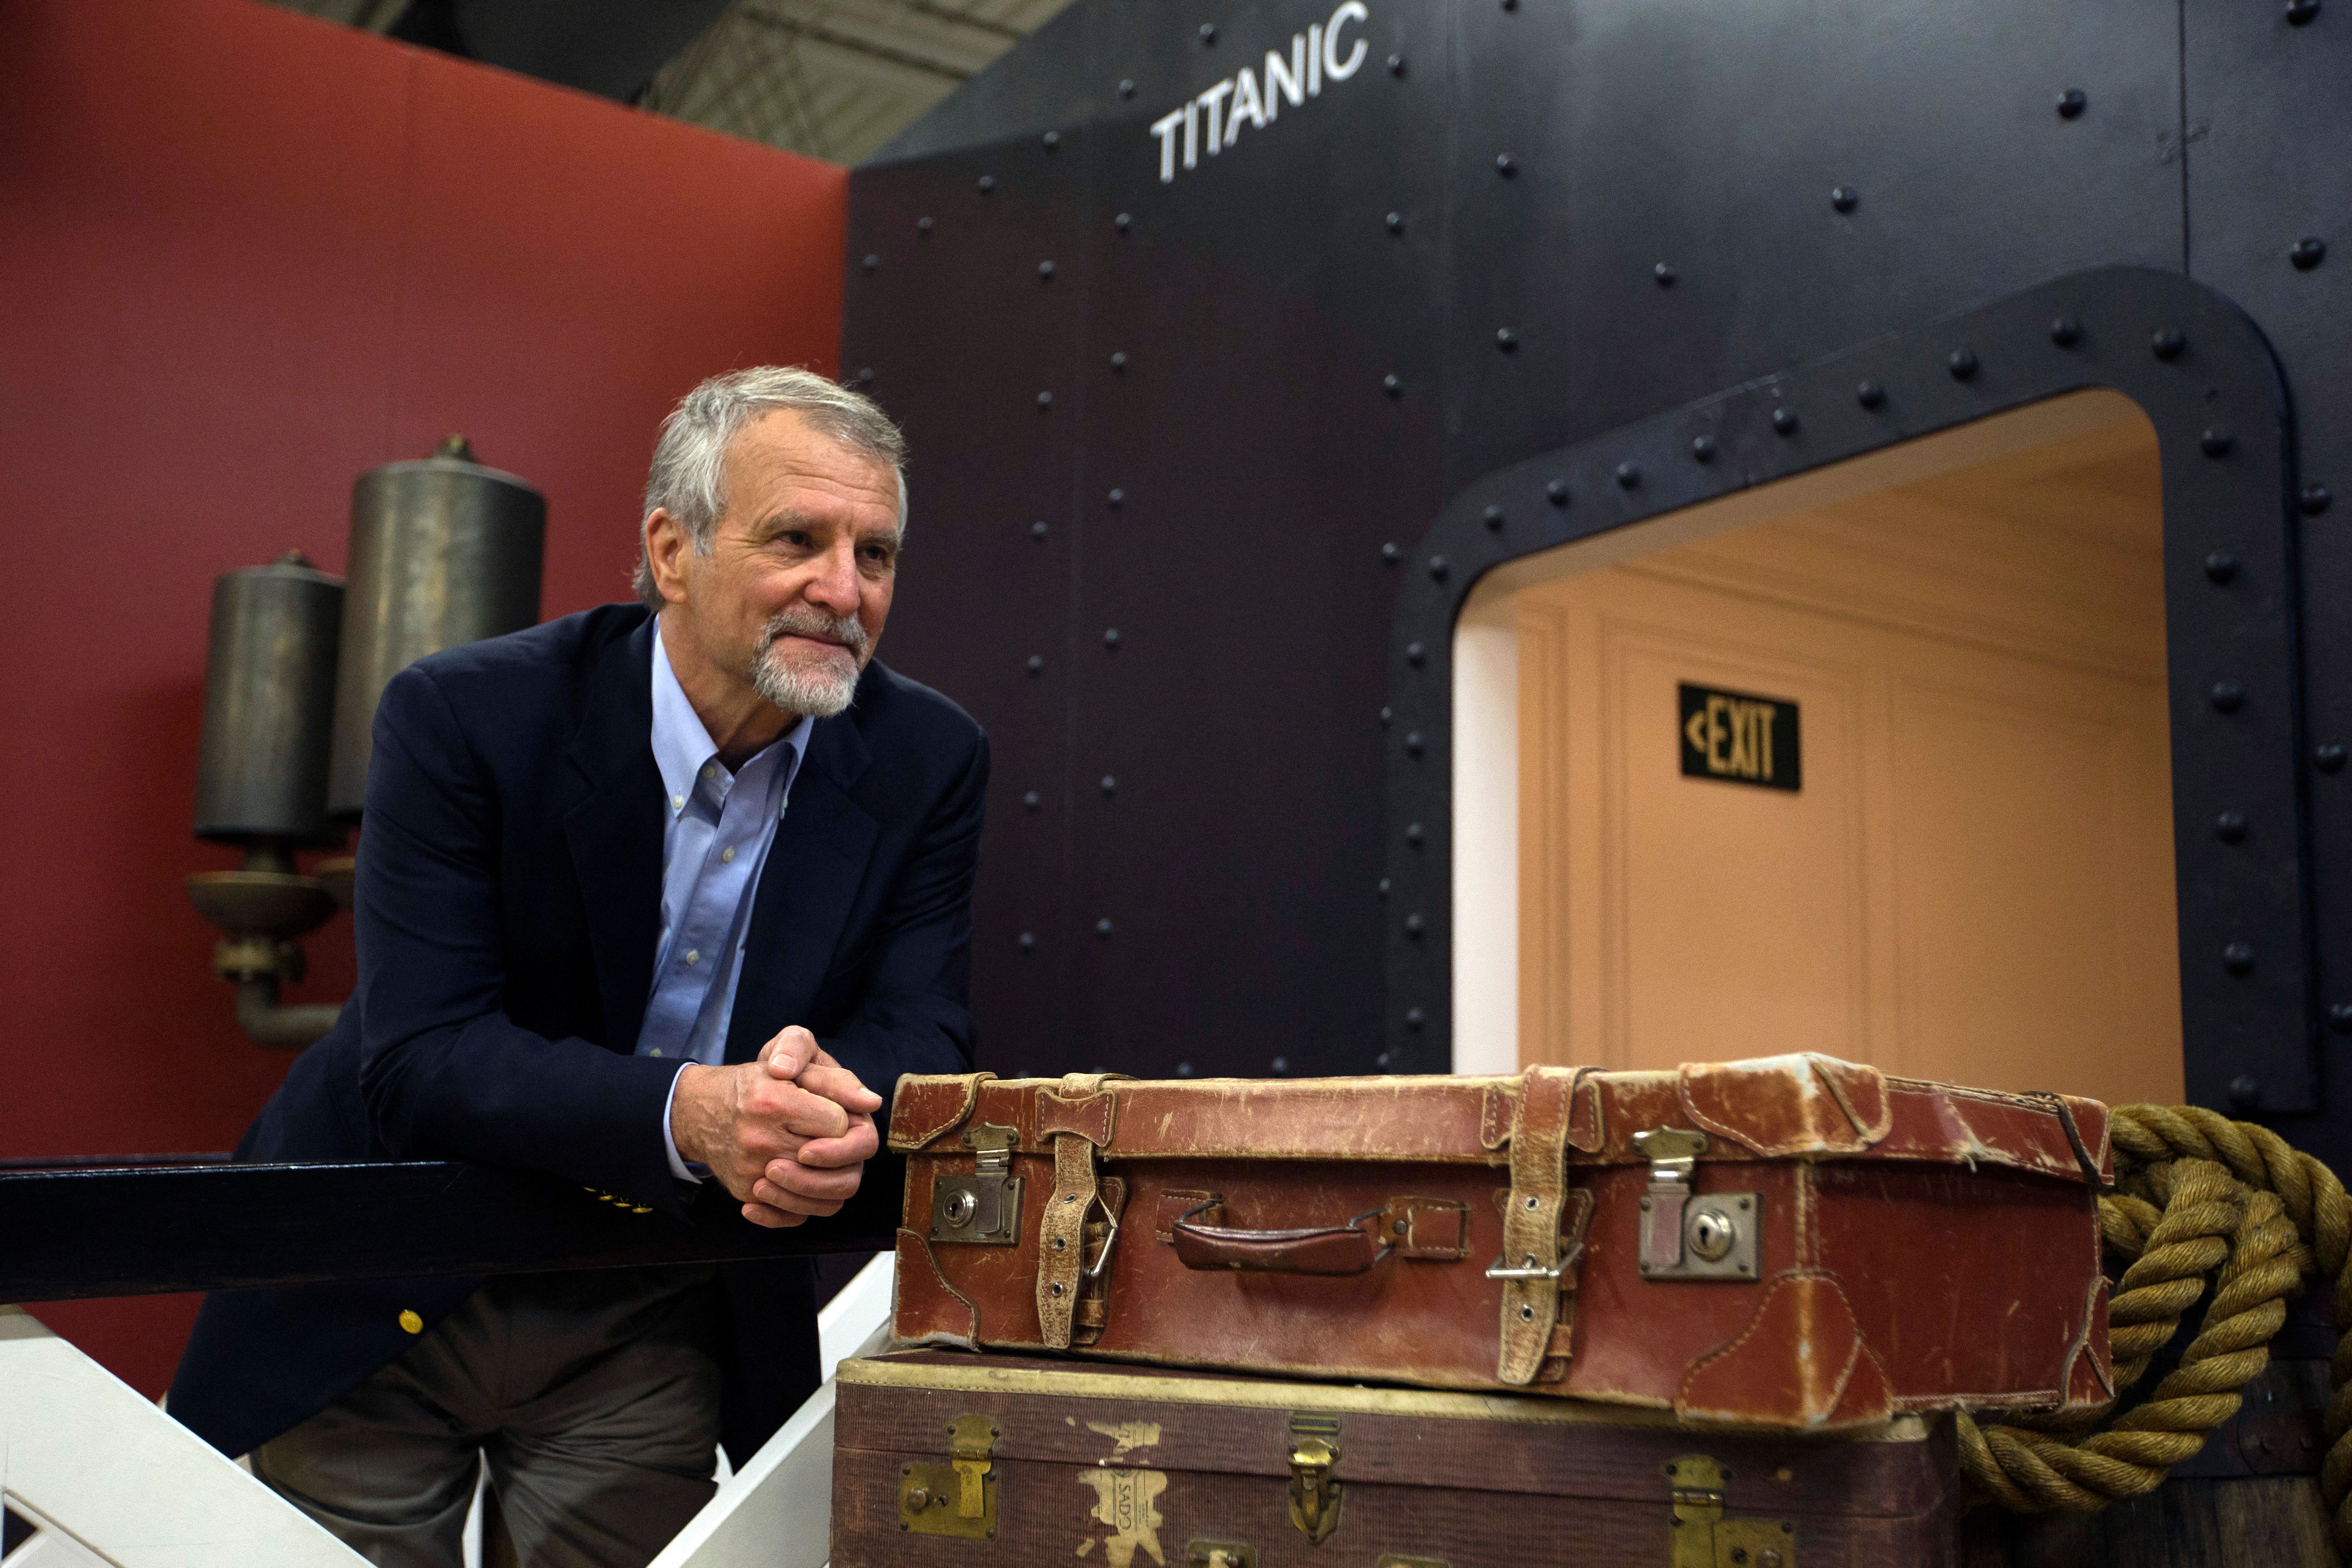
left=804, top=541, right=860, bottom=615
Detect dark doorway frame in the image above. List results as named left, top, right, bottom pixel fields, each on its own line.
left=1386, top=266, right=2315, bottom=1115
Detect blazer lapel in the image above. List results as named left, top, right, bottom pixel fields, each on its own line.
left=559, top=615, right=665, bottom=1052
left=724, top=706, right=879, bottom=1062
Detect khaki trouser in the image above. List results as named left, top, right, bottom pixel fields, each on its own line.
left=250, top=1266, right=723, bottom=1568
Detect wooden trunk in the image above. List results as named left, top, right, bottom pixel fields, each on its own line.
left=830, top=1350, right=1961, bottom=1567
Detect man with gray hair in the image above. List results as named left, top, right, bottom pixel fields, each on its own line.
left=171, top=368, right=986, bottom=1567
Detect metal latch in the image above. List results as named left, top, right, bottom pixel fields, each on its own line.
left=1286, top=1413, right=1345, bottom=1545
left=1188, top=1541, right=1256, bottom=1567
left=899, top=1413, right=1000, bottom=1539
left=1634, top=1128, right=1760, bottom=1282
left=1666, top=1453, right=1795, bottom=1568
left=929, top=1123, right=1024, bottom=1245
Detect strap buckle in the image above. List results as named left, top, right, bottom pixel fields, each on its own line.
left=1081, top=1188, right=1123, bottom=1281
left=1484, top=1236, right=1586, bottom=1281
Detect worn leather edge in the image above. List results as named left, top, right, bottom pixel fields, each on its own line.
left=2057, top=1272, right=2116, bottom=1407
left=1675, top=1270, right=1896, bottom=1429
left=1808, top=1054, right=1893, bottom=1142
left=1677, top=1055, right=1888, bottom=1157
left=835, top=1352, right=1937, bottom=1439
left=1885, top=1076, right=2117, bottom=1184
left=2058, top=1094, right=2117, bottom=1184
left=914, top=1067, right=2104, bottom=1186
left=1937, top=1094, right=2089, bottom=1188
left=886, top=1073, right=992, bottom=1152
left=892, top=1226, right=979, bottom=1348
left=2068, top=1096, right=2116, bottom=1180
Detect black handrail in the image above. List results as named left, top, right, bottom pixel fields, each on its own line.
left=0, top=1153, right=235, bottom=1169
left=0, top=1157, right=899, bottom=1302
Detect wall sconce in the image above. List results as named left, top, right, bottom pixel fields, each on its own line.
left=187, top=437, right=544, bottom=1048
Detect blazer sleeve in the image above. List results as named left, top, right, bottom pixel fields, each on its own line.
left=348, top=664, right=686, bottom=1210
left=820, top=727, right=990, bottom=1130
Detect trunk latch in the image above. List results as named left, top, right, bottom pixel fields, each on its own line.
left=1286, top=1413, right=1345, bottom=1544
left=1634, top=1127, right=1760, bottom=1282
left=1666, top=1453, right=1795, bottom=1567
left=930, top=1123, right=1024, bottom=1245
left=899, top=1412, right=1000, bottom=1538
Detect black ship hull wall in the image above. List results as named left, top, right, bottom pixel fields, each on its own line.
left=841, top=0, right=2352, bottom=1160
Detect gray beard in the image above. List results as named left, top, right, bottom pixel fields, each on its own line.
left=750, top=608, right=867, bottom=717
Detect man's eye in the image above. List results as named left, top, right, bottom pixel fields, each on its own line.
left=778, top=531, right=811, bottom=548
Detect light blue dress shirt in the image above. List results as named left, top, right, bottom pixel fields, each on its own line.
left=640, top=621, right=813, bottom=1181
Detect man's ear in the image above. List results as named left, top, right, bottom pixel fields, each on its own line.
left=644, top=509, right=692, bottom=607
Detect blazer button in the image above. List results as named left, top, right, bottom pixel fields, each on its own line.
left=398, top=1309, right=425, bottom=1335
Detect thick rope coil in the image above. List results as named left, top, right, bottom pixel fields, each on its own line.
left=1955, top=1104, right=2352, bottom=1558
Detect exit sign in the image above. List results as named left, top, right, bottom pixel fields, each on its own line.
left=1679, top=682, right=1802, bottom=792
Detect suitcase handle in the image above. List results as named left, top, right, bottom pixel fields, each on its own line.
left=1170, top=1202, right=1395, bottom=1276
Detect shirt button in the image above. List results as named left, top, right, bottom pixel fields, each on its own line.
left=685, top=950, right=701, bottom=966
left=650, top=1048, right=664, bottom=1058
left=397, top=1309, right=424, bottom=1335
left=721, top=846, right=736, bottom=863
left=671, top=794, right=685, bottom=810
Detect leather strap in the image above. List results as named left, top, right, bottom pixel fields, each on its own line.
left=1036, top=1073, right=1122, bottom=1348
left=1036, top=1083, right=1118, bottom=1145
left=1497, top=1066, right=1586, bottom=1385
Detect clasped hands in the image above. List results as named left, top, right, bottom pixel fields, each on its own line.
left=669, top=1025, right=884, bottom=1229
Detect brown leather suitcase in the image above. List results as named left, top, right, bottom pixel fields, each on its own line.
left=887, top=1056, right=2113, bottom=1429
left=830, top=1348, right=1960, bottom=1566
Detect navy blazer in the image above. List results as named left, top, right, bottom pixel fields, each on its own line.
left=171, top=605, right=986, bottom=1463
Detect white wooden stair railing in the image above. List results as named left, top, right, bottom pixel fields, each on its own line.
left=0, top=1253, right=895, bottom=1568
left=0, top=1303, right=364, bottom=1565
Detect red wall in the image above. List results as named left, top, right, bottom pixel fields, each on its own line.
left=0, top=0, right=846, bottom=1396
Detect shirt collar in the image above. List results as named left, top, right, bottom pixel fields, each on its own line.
left=650, top=617, right=813, bottom=815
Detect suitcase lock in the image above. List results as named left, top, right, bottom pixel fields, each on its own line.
left=931, top=1124, right=1024, bottom=1245
left=899, top=1413, right=1000, bottom=1539
left=1286, top=1413, right=1346, bottom=1544
left=1634, top=1129, right=1760, bottom=1282
left=1665, top=1454, right=1794, bottom=1567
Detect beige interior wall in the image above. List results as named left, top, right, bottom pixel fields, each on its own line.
left=1509, top=400, right=2183, bottom=1104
